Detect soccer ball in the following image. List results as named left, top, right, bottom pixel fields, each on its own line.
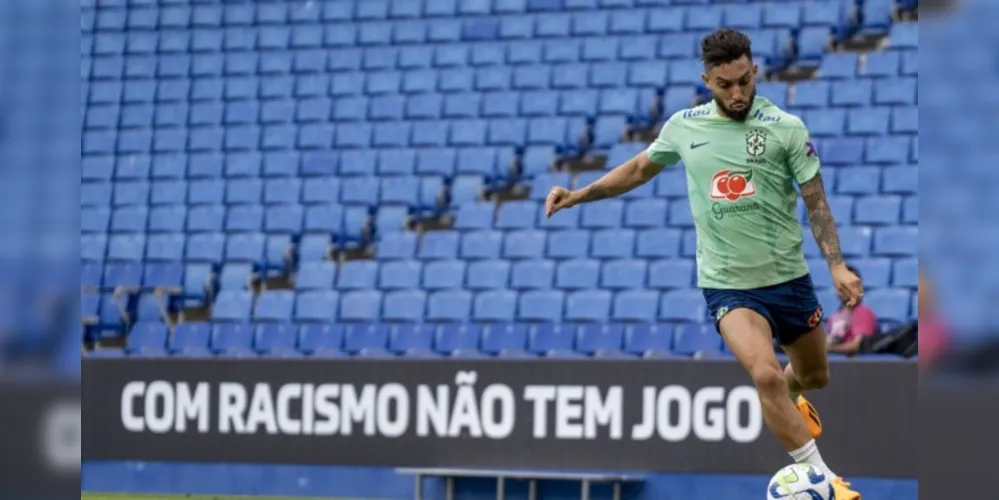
left=766, top=463, right=835, bottom=499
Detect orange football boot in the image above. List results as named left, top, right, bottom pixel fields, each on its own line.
left=831, top=477, right=861, bottom=499
left=795, top=394, right=823, bottom=439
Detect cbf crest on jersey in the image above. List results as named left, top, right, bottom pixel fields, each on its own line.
left=745, top=129, right=767, bottom=164
left=745, top=129, right=767, bottom=157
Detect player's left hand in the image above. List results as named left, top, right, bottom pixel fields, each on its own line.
left=831, top=263, right=864, bottom=308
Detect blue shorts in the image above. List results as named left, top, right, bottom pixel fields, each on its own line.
left=702, top=274, right=824, bottom=346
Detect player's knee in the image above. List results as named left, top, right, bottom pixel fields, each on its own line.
left=799, top=367, right=830, bottom=390
left=749, top=365, right=788, bottom=396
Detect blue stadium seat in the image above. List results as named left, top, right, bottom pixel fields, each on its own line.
left=466, top=260, right=510, bottom=290
left=518, top=289, right=564, bottom=322
left=459, top=231, right=502, bottom=260
left=480, top=323, right=528, bottom=354
left=673, top=324, right=722, bottom=356
left=591, top=228, right=635, bottom=258
left=423, top=260, right=466, bottom=290
left=337, top=261, right=379, bottom=290
left=631, top=231, right=678, bottom=261
left=254, top=290, right=295, bottom=322
left=528, top=323, right=575, bottom=353
left=253, top=323, right=298, bottom=355
left=576, top=324, right=624, bottom=354
left=343, top=324, right=389, bottom=353
left=796, top=27, right=831, bottom=67
left=211, top=323, right=256, bottom=356
left=435, top=324, right=480, bottom=353
left=859, top=0, right=894, bottom=35
left=379, top=260, right=422, bottom=290
left=340, top=290, right=383, bottom=321
left=427, top=290, right=474, bottom=321
left=419, top=231, right=460, bottom=259
left=601, top=259, right=645, bottom=290
left=565, top=290, right=611, bottom=322
left=453, top=202, right=495, bottom=230
left=126, top=322, right=168, bottom=356
left=383, top=290, right=427, bottom=322
left=624, top=199, right=667, bottom=228
left=169, top=323, right=212, bottom=356
left=389, top=324, right=435, bottom=353
left=659, top=290, right=706, bottom=323
left=295, top=290, right=339, bottom=323
left=473, top=289, right=517, bottom=321
left=648, top=259, right=696, bottom=289
left=212, top=290, right=253, bottom=321
left=376, top=231, right=418, bottom=260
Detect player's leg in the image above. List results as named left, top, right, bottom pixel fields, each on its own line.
left=782, top=326, right=861, bottom=499
left=780, top=326, right=829, bottom=440
left=772, top=278, right=861, bottom=499
left=770, top=275, right=830, bottom=439
left=717, top=308, right=813, bottom=452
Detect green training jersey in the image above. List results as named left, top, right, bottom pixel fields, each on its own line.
left=645, top=97, right=820, bottom=290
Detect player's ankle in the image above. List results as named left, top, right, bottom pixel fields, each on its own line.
left=788, top=439, right=837, bottom=479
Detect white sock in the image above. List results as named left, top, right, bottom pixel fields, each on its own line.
left=789, top=439, right=837, bottom=479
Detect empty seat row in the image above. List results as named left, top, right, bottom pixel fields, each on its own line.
left=80, top=203, right=379, bottom=234
left=122, top=321, right=733, bottom=359
left=77, top=94, right=663, bottom=131
left=82, top=221, right=919, bottom=265
left=82, top=70, right=697, bottom=105
left=800, top=107, right=916, bottom=137
left=817, top=50, right=918, bottom=79
left=81, top=175, right=452, bottom=209
left=453, top=196, right=918, bottom=230
left=81, top=108, right=914, bottom=161
left=82, top=85, right=675, bottom=124
left=195, top=285, right=915, bottom=324
left=79, top=135, right=916, bottom=189
left=792, top=78, right=917, bottom=108
left=87, top=256, right=916, bottom=294
left=81, top=82, right=915, bottom=133
left=82, top=148, right=519, bottom=180
left=83, top=120, right=604, bottom=155
left=81, top=176, right=918, bottom=233
left=288, top=257, right=918, bottom=291
left=82, top=6, right=836, bottom=40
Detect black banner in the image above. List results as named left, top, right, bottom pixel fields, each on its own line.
left=83, top=358, right=916, bottom=478
left=0, top=382, right=81, bottom=498
left=919, top=383, right=999, bottom=498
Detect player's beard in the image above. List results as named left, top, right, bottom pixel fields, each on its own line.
left=714, top=90, right=756, bottom=122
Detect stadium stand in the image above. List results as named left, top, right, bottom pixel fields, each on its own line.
left=81, top=0, right=918, bottom=360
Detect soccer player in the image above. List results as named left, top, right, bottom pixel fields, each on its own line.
left=545, top=29, right=863, bottom=499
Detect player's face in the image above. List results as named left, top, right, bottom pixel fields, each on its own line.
left=702, top=55, right=758, bottom=122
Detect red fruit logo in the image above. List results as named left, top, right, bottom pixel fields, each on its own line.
left=710, top=169, right=757, bottom=201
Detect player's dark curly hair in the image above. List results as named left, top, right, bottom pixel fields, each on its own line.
left=700, top=28, right=753, bottom=69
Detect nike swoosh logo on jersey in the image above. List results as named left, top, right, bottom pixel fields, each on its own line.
left=690, top=142, right=709, bottom=149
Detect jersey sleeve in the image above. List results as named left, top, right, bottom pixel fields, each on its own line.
left=785, top=121, right=821, bottom=185
left=645, top=114, right=683, bottom=167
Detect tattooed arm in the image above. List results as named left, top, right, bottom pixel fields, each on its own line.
left=547, top=117, right=681, bottom=216
left=573, top=153, right=665, bottom=203
left=799, top=173, right=845, bottom=268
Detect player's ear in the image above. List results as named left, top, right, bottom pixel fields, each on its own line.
left=701, top=72, right=709, bottom=86
left=752, top=64, right=758, bottom=77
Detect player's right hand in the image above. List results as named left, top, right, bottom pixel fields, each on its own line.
left=831, top=263, right=864, bottom=308
left=545, top=186, right=576, bottom=218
